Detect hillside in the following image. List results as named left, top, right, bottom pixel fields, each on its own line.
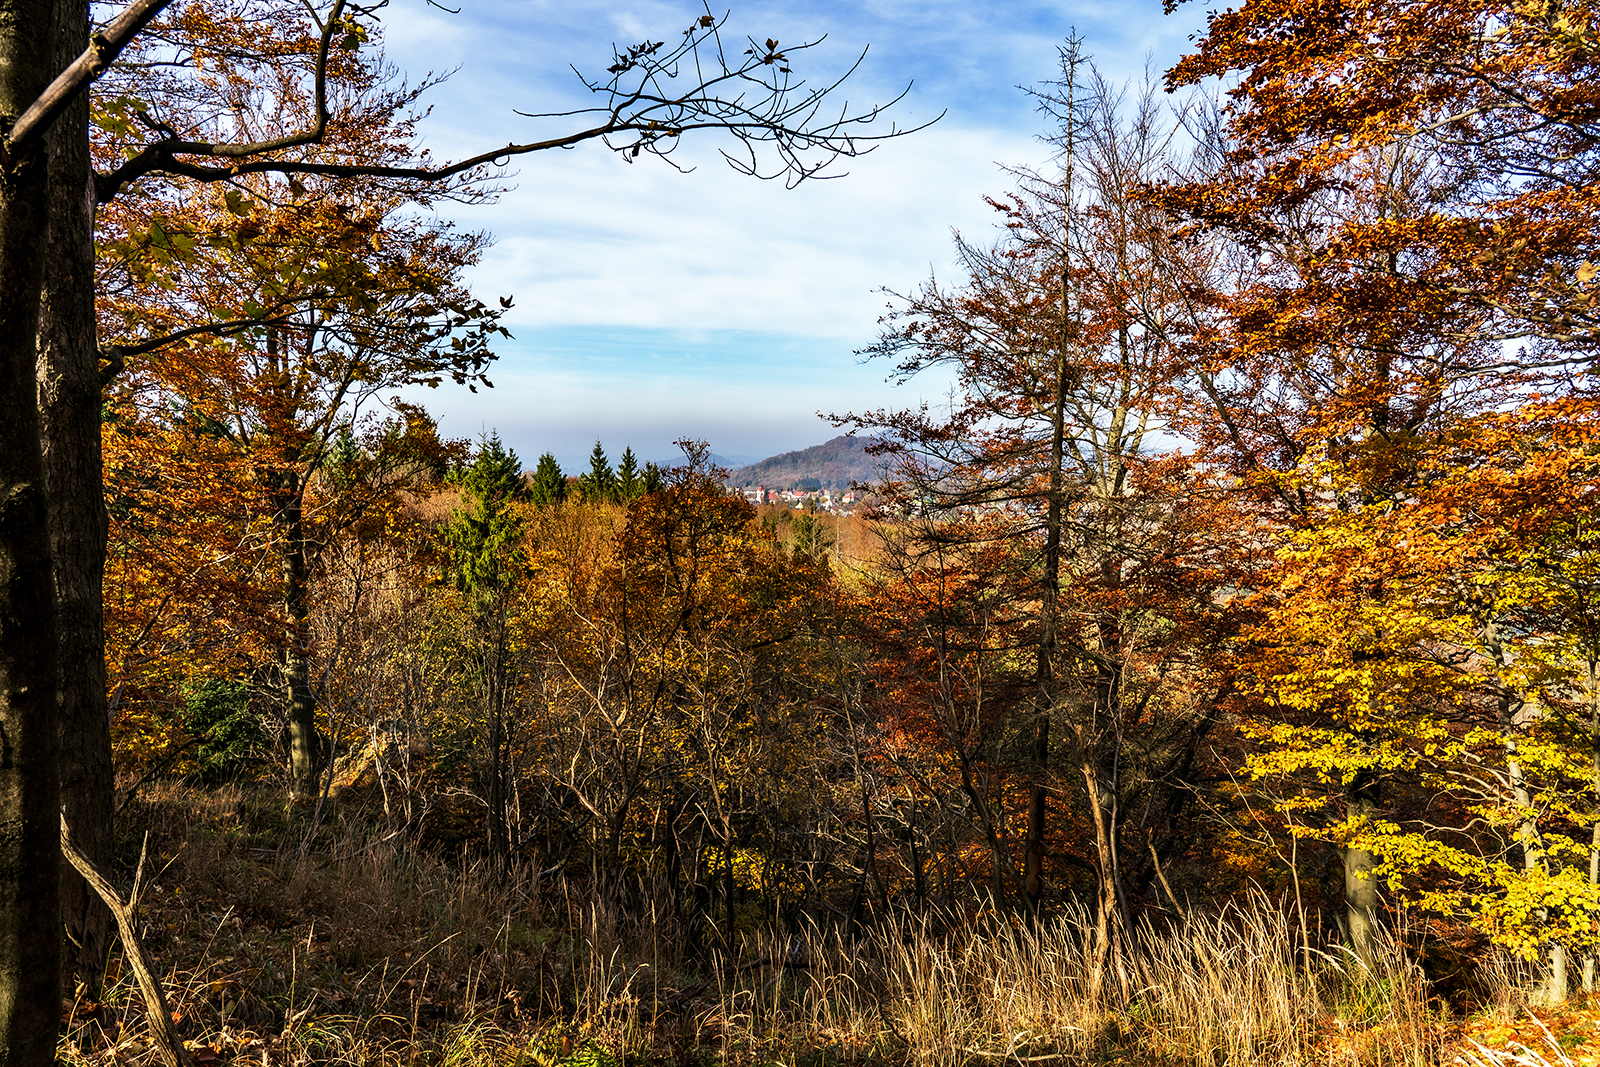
left=728, top=434, right=883, bottom=490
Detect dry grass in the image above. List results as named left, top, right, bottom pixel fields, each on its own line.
left=59, top=784, right=1483, bottom=1067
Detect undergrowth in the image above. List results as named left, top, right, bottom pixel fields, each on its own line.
left=53, top=783, right=1540, bottom=1067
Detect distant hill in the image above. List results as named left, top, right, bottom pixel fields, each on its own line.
left=728, top=435, right=884, bottom=490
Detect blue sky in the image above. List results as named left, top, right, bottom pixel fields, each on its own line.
left=380, top=0, right=1214, bottom=470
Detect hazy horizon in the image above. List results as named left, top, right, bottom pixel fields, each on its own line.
left=381, top=0, right=1212, bottom=467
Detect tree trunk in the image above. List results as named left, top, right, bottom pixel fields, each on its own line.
left=1550, top=942, right=1571, bottom=1005
left=484, top=615, right=510, bottom=873
left=40, top=0, right=113, bottom=999
left=1024, top=48, right=1084, bottom=921
left=1344, top=770, right=1380, bottom=964
left=0, top=0, right=66, bottom=1055
left=1092, top=604, right=1132, bottom=929
left=1587, top=655, right=1599, bottom=993
left=280, top=488, right=319, bottom=799
left=1082, top=754, right=1128, bottom=1005
left=1025, top=340, right=1065, bottom=914
left=1489, top=622, right=1565, bottom=1001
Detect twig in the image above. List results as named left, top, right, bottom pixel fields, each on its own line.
left=60, top=815, right=196, bottom=1067
left=1149, top=841, right=1185, bottom=919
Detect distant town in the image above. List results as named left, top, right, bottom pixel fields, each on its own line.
left=735, top=484, right=862, bottom=516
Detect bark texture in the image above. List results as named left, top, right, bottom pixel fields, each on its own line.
left=39, top=0, right=114, bottom=998
left=1344, top=772, right=1380, bottom=964
left=0, top=0, right=65, bottom=1056
left=278, top=484, right=320, bottom=799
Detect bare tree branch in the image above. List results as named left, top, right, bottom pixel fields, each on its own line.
left=60, top=817, right=195, bottom=1067
left=95, top=9, right=933, bottom=202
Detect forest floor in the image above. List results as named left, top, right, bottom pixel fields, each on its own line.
left=52, top=782, right=1595, bottom=1067
left=1456, top=1006, right=1600, bottom=1067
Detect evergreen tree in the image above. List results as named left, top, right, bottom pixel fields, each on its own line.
left=326, top=425, right=361, bottom=488
left=617, top=446, right=642, bottom=500
left=449, top=433, right=528, bottom=596
left=578, top=440, right=619, bottom=503
left=444, top=431, right=528, bottom=874
left=791, top=497, right=835, bottom=561
left=529, top=452, right=567, bottom=508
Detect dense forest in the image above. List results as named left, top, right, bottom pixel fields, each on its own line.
left=5, top=0, right=1600, bottom=1063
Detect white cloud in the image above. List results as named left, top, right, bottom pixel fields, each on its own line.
left=376, top=0, right=1213, bottom=461
left=446, top=123, right=1044, bottom=338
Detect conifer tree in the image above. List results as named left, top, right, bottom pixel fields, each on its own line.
left=617, top=446, right=643, bottom=501
left=449, top=433, right=528, bottom=596
left=529, top=452, right=567, bottom=508
left=444, top=432, right=529, bottom=873
left=578, top=440, right=619, bottom=504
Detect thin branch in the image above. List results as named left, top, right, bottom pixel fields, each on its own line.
left=96, top=10, right=932, bottom=201
left=60, top=816, right=196, bottom=1067
left=100, top=314, right=301, bottom=384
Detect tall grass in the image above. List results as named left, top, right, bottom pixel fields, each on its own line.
left=655, top=903, right=1436, bottom=1067
left=65, top=786, right=1449, bottom=1066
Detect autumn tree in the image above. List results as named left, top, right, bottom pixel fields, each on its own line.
left=841, top=51, right=1231, bottom=990
left=98, top=142, right=505, bottom=798
left=525, top=440, right=838, bottom=943
left=0, top=0, right=75, bottom=1048
left=1159, top=0, right=1600, bottom=989
left=854, top=522, right=1038, bottom=906
left=1164, top=0, right=1600, bottom=359
left=3, top=0, right=918, bottom=1040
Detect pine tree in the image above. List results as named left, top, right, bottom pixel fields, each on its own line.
left=617, top=446, right=643, bottom=501
left=578, top=440, right=619, bottom=503
left=529, top=452, right=567, bottom=508
left=449, top=433, right=528, bottom=596
left=444, top=431, right=529, bottom=873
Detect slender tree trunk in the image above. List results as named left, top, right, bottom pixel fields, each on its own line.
left=40, top=0, right=113, bottom=998
left=485, top=685, right=506, bottom=869
left=1586, top=655, right=1599, bottom=993
left=1343, top=770, right=1380, bottom=964
left=280, top=487, right=319, bottom=799
left=484, top=609, right=510, bottom=873
left=660, top=791, right=687, bottom=921
left=723, top=814, right=735, bottom=947
left=1343, top=641, right=1383, bottom=965
left=907, top=792, right=928, bottom=911
left=1024, top=52, right=1081, bottom=923
left=953, top=740, right=1017, bottom=904
left=0, top=0, right=66, bottom=1054
left=1025, top=336, right=1063, bottom=916
left=1082, top=754, right=1127, bottom=1005
left=1489, top=623, right=1566, bottom=1002
left=1093, top=604, right=1132, bottom=929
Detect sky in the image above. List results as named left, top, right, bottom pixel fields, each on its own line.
left=377, top=0, right=1215, bottom=470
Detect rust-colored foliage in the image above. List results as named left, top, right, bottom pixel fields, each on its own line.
left=1159, top=0, right=1600, bottom=973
